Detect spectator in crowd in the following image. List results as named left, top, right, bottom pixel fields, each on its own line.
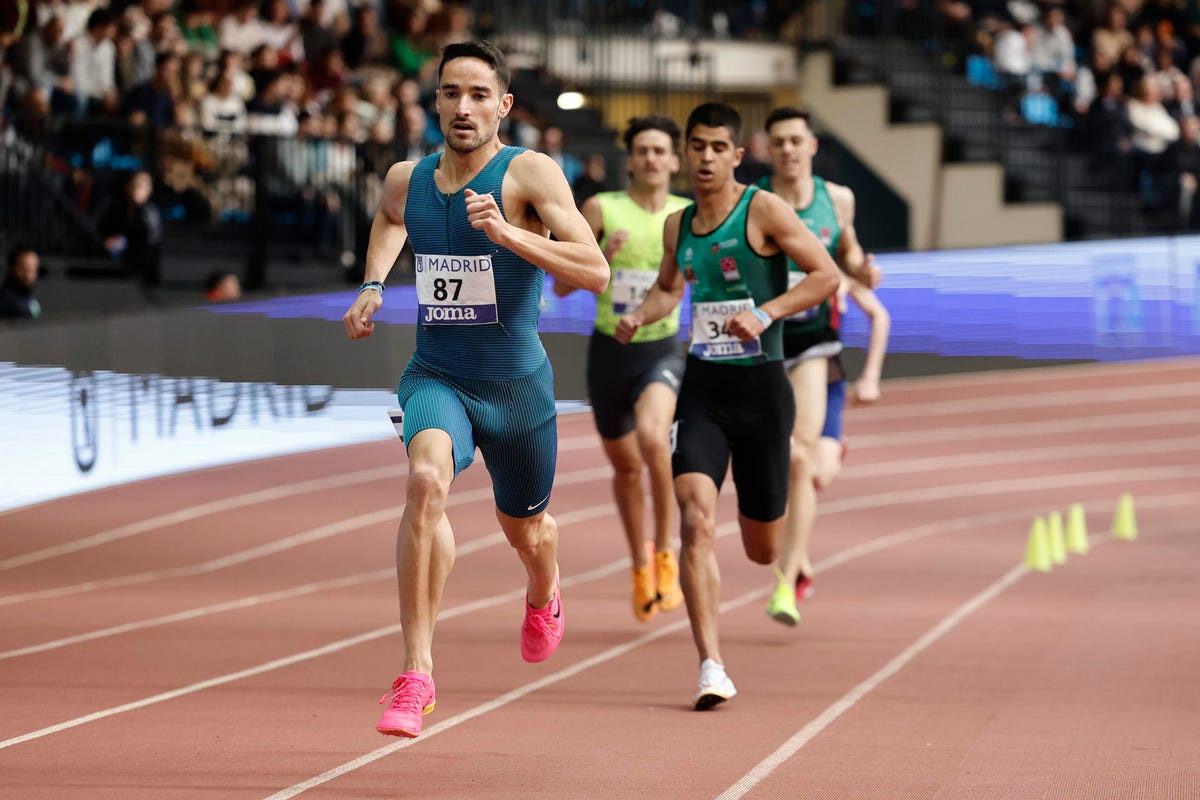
left=247, top=68, right=297, bottom=135
left=388, top=2, right=435, bottom=80
left=1093, top=4, right=1135, bottom=65
left=395, top=97, right=439, bottom=160
left=299, top=0, right=337, bottom=72
left=734, top=129, right=771, bottom=184
left=204, top=269, right=242, bottom=301
left=1074, top=47, right=1115, bottom=114
left=540, top=124, right=583, bottom=184
left=218, top=0, right=264, bottom=56
left=1033, top=5, right=1076, bottom=96
left=1127, top=74, right=1180, bottom=201
left=199, top=70, right=248, bottom=134
left=1167, top=71, right=1197, bottom=118
left=7, top=15, right=71, bottom=105
left=69, top=7, right=118, bottom=116
left=571, top=152, right=608, bottom=206
left=259, top=0, right=302, bottom=64
left=124, top=51, right=179, bottom=128
left=98, top=169, right=163, bottom=288
left=1089, top=72, right=1132, bottom=169
left=0, top=244, right=42, bottom=320
left=1165, top=113, right=1200, bottom=226
left=178, top=0, right=219, bottom=57
left=341, top=4, right=389, bottom=70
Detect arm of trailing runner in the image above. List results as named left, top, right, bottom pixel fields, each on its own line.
left=613, top=210, right=686, bottom=344
left=827, top=181, right=881, bottom=289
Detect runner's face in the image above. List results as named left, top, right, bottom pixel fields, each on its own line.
left=686, top=125, right=742, bottom=191
left=627, top=129, right=679, bottom=190
left=436, top=57, right=512, bottom=154
left=767, top=118, right=817, bottom=180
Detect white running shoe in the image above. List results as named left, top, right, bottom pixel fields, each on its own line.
left=694, top=658, right=737, bottom=710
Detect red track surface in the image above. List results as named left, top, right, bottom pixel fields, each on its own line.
left=1, top=358, right=1198, bottom=799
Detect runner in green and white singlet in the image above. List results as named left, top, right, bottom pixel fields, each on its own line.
left=615, top=102, right=840, bottom=712
left=754, top=107, right=884, bottom=628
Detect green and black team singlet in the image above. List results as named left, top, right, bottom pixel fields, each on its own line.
left=676, top=185, right=788, bottom=365
left=671, top=185, right=795, bottom=522
left=756, top=174, right=843, bottom=359
left=587, top=191, right=691, bottom=440
left=395, top=146, right=558, bottom=518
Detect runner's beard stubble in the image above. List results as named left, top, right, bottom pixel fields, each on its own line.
left=446, top=120, right=496, bottom=154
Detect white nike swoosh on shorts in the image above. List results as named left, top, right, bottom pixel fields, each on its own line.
left=527, top=491, right=552, bottom=511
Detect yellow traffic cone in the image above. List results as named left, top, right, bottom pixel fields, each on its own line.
left=1065, top=502, right=1090, bottom=555
left=1047, top=510, right=1067, bottom=565
left=1024, top=517, right=1052, bottom=572
left=1112, top=493, right=1138, bottom=541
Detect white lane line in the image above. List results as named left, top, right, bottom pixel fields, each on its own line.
left=0, top=503, right=616, bottom=661
left=0, top=555, right=633, bottom=752
left=0, top=467, right=610, bottom=606
left=4, top=488, right=1192, bottom=759
left=713, top=565, right=1029, bottom=800
left=711, top=500, right=1200, bottom=800
left=0, top=434, right=602, bottom=570
left=852, top=408, right=1200, bottom=448
left=852, top=380, right=1200, bottom=422
left=0, top=465, right=407, bottom=571
left=841, top=436, right=1200, bottom=478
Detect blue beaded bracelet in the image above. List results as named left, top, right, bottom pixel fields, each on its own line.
left=359, top=281, right=385, bottom=295
left=751, top=307, right=771, bottom=326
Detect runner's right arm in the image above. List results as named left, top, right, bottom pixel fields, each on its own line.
left=614, top=210, right=684, bottom=344
left=343, top=161, right=415, bottom=340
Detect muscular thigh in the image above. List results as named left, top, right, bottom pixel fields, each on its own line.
left=474, top=358, right=559, bottom=518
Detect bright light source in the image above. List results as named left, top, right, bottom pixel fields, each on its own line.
left=557, top=91, right=585, bottom=110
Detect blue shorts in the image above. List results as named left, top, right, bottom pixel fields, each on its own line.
left=397, top=355, right=557, bottom=518
left=821, top=380, right=846, bottom=441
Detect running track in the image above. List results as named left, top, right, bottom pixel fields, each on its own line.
left=1, top=358, right=1198, bottom=799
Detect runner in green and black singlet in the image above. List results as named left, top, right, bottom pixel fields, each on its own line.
left=614, top=102, right=841, bottom=712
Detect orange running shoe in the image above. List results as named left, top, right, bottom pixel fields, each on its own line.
left=376, top=671, right=436, bottom=737
left=632, top=562, right=659, bottom=622
left=655, top=550, right=684, bottom=613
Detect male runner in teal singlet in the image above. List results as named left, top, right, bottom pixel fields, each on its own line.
left=616, top=103, right=840, bottom=709
left=342, top=40, right=609, bottom=738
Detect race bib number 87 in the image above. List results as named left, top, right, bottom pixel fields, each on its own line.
left=415, top=253, right=498, bottom=325
left=689, top=299, right=762, bottom=360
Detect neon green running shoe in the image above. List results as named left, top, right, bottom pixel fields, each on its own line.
left=766, top=568, right=799, bottom=626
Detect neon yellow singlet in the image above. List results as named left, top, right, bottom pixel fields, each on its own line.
left=592, top=191, right=692, bottom=342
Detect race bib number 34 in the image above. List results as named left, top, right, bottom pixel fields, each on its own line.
left=690, top=299, right=762, bottom=360
left=610, top=269, right=658, bottom=314
left=415, top=253, right=498, bottom=325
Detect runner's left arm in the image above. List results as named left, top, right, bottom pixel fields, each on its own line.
left=466, top=151, right=609, bottom=295
left=725, top=191, right=840, bottom=341
left=827, top=182, right=881, bottom=289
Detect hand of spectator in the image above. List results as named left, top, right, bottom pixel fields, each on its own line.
left=1182, top=173, right=1198, bottom=193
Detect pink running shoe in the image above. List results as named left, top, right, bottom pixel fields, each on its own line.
left=376, top=671, right=436, bottom=738
left=521, top=567, right=564, bottom=663
left=796, top=574, right=815, bottom=602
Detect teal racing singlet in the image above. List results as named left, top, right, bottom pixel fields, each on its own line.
left=405, top=146, right=546, bottom=380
